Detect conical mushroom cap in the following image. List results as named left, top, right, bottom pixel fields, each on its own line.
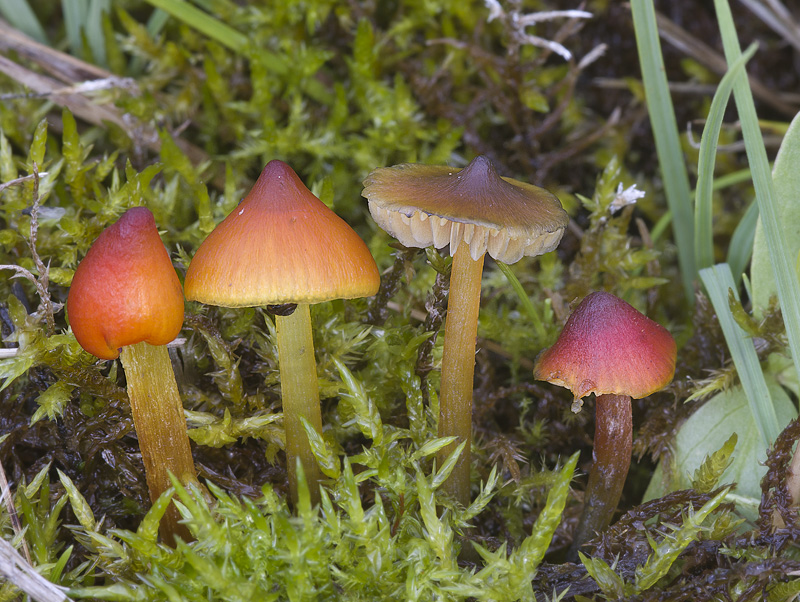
left=185, top=160, right=380, bottom=307
left=362, top=155, right=568, bottom=263
left=67, top=207, right=185, bottom=360
left=534, top=291, right=676, bottom=402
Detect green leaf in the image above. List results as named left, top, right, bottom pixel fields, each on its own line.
left=580, top=554, right=628, bottom=598
left=751, top=110, right=800, bottom=314
left=691, top=433, right=737, bottom=494
left=634, top=488, right=730, bottom=592
left=644, top=376, right=795, bottom=522
left=57, top=469, right=96, bottom=532
left=430, top=440, right=465, bottom=491
left=410, top=435, right=458, bottom=462
left=31, top=381, right=74, bottom=424
left=334, top=357, right=382, bottom=445
left=300, top=417, right=340, bottom=480
left=27, top=119, right=48, bottom=170
left=416, top=467, right=455, bottom=569
left=513, top=452, right=579, bottom=574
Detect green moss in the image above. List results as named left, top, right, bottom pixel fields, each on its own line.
left=2, top=0, right=800, bottom=599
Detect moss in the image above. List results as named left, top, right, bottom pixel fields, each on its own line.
left=2, top=0, right=800, bottom=599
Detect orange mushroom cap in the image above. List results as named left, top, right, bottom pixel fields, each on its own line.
left=534, top=291, right=676, bottom=403
left=184, top=160, right=380, bottom=307
left=67, top=207, right=185, bottom=360
left=362, top=155, right=568, bottom=263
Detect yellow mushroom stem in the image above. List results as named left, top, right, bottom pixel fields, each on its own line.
left=119, top=341, right=198, bottom=545
left=437, top=243, right=485, bottom=506
left=568, top=393, right=633, bottom=561
left=275, top=303, right=324, bottom=505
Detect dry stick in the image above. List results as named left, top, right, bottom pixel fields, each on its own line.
left=0, top=21, right=215, bottom=182
left=0, top=167, right=60, bottom=334
left=0, top=538, right=70, bottom=602
left=26, top=164, right=56, bottom=335
left=737, top=0, right=800, bottom=53
left=652, top=8, right=798, bottom=117
left=0, top=17, right=109, bottom=83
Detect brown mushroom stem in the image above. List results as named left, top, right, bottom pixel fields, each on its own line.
left=568, top=393, right=633, bottom=561
left=119, top=341, right=197, bottom=545
left=275, top=303, right=324, bottom=505
left=437, top=243, right=485, bottom=506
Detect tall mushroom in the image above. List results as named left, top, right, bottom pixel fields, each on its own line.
left=67, top=207, right=197, bottom=545
left=533, top=291, right=676, bottom=559
left=363, top=156, right=568, bottom=505
left=184, top=160, right=380, bottom=504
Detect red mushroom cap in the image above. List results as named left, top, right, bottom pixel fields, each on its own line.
left=184, top=160, right=380, bottom=307
left=67, top=207, right=185, bottom=360
left=534, top=291, right=676, bottom=403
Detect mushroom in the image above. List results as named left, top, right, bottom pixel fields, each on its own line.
left=363, top=155, right=568, bottom=505
left=184, top=160, right=380, bottom=504
left=67, top=207, right=197, bottom=545
left=533, top=291, right=676, bottom=559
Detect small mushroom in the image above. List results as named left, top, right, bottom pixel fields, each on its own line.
left=184, top=160, right=380, bottom=504
left=533, top=291, right=676, bottom=559
left=363, top=155, right=568, bottom=505
left=67, top=207, right=197, bottom=545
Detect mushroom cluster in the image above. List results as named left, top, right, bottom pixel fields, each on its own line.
left=67, top=157, right=678, bottom=562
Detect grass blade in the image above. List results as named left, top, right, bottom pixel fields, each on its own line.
left=141, top=0, right=248, bottom=53
left=0, top=0, right=47, bottom=43
left=699, top=264, right=780, bottom=446
left=713, top=0, right=800, bottom=401
left=694, top=43, right=758, bottom=271
left=631, top=0, right=696, bottom=302
left=727, top=199, right=758, bottom=285
left=496, top=261, right=545, bottom=341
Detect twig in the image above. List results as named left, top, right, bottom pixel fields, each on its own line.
left=0, top=76, right=138, bottom=100
left=484, top=0, right=593, bottom=61
left=737, top=0, right=800, bottom=54
left=651, top=7, right=798, bottom=116
left=0, top=19, right=214, bottom=181
left=26, top=165, right=56, bottom=335
left=0, top=537, right=70, bottom=602
left=0, top=338, right=188, bottom=359
left=0, top=172, right=47, bottom=194
left=0, top=166, right=59, bottom=334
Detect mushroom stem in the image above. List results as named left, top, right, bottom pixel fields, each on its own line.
left=275, top=303, right=324, bottom=505
left=568, top=393, right=633, bottom=560
left=437, top=243, right=485, bottom=506
left=119, top=341, right=197, bottom=545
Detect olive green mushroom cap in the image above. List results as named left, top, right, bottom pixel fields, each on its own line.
left=362, top=155, right=569, bottom=263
